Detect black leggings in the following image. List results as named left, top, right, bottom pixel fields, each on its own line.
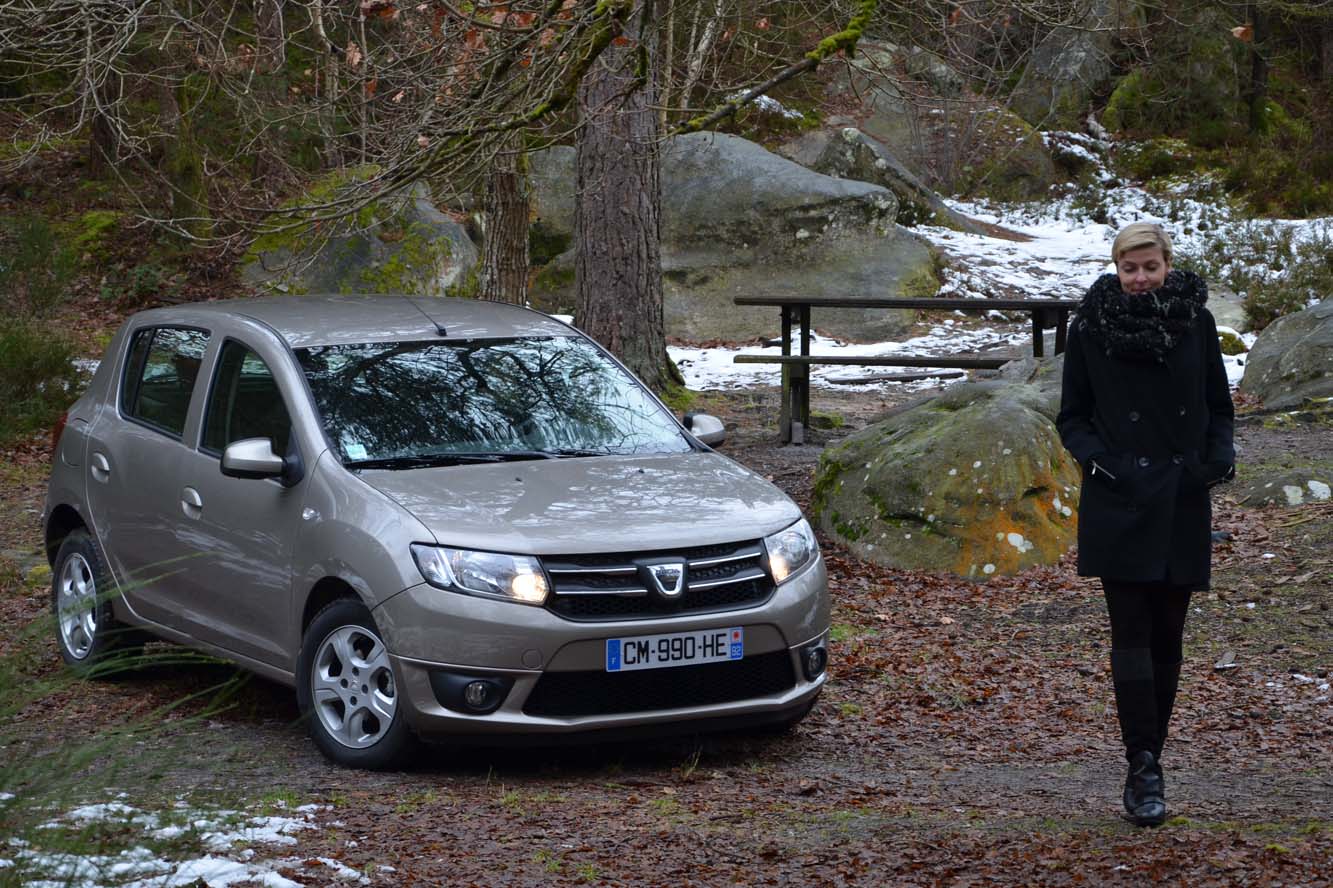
left=1102, top=580, right=1192, bottom=663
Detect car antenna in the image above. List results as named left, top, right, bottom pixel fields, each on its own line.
left=402, top=295, right=447, bottom=337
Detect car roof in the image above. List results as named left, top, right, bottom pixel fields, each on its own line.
left=151, top=294, right=577, bottom=347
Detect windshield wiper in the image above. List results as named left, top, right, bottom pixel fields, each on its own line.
left=345, top=451, right=560, bottom=470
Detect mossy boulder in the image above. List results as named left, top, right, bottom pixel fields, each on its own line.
left=812, top=358, right=1080, bottom=577
left=965, top=110, right=1059, bottom=201
left=241, top=177, right=478, bottom=297
left=1233, top=467, right=1333, bottom=507
left=1009, top=0, right=1128, bottom=129
left=1101, top=8, right=1244, bottom=139
left=1239, top=300, right=1333, bottom=410
left=529, top=133, right=938, bottom=341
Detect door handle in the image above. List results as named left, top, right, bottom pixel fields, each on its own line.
left=90, top=452, right=111, bottom=483
left=181, top=486, right=203, bottom=519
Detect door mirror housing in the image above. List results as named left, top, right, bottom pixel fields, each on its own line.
left=221, top=437, right=286, bottom=480
left=683, top=412, right=726, bottom=447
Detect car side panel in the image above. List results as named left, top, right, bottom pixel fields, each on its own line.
left=290, top=450, right=437, bottom=649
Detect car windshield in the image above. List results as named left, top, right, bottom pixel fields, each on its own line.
left=296, top=336, right=692, bottom=465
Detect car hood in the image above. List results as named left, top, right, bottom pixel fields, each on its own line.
left=359, top=452, right=802, bottom=554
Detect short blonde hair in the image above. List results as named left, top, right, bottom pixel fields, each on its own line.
left=1112, top=222, right=1173, bottom=264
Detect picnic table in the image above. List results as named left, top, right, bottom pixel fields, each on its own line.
left=732, top=295, right=1079, bottom=443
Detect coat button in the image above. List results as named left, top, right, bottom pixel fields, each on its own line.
left=1137, top=456, right=1150, bottom=468
left=1172, top=454, right=1183, bottom=465
left=1129, top=411, right=1141, bottom=422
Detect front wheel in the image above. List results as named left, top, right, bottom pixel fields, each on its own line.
left=296, top=599, right=417, bottom=769
left=51, top=530, right=141, bottom=674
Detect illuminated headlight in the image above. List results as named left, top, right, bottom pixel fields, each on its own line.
left=410, top=544, right=549, bottom=605
left=763, top=518, right=818, bottom=584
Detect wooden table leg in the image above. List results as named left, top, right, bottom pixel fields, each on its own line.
left=1031, top=313, right=1045, bottom=357
left=1055, top=309, right=1069, bottom=354
left=798, top=305, right=811, bottom=442
left=778, top=307, right=794, bottom=442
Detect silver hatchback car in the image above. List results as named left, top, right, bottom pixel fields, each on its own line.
left=44, top=295, right=829, bottom=768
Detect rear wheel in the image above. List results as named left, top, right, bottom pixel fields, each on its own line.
left=51, top=530, right=141, bottom=674
left=296, top=599, right=417, bottom=769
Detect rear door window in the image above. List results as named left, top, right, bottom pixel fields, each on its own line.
left=201, top=340, right=293, bottom=458
left=120, top=327, right=210, bottom=438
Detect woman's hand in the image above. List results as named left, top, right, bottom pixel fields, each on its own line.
left=1203, top=461, right=1235, bottom=488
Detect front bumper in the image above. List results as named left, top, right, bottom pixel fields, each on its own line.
left=374, top=555, right=828, bottom=737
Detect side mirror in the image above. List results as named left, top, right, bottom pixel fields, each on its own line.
left=683, top=412, right=726, bottom=447
left=221, top=437, right=286, bottom=480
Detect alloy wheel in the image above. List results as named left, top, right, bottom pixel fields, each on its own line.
left=57, top=553, right=98, bottom=660
left=310, top=625, right=398, bottom=749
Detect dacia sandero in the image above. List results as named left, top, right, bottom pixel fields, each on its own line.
left=44, top=295, right=829, bottom=768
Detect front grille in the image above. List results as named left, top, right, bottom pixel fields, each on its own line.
left=522, top=650, right=796, bottom=717
left=542, top=540, right=774, bottom=621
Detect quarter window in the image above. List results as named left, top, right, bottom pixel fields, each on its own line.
left=202, top=340, right=293, bottom=457
left=121, top=327, right=210, bottom=438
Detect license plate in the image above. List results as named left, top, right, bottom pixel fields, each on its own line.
left=606, top=627, right=743, bottom=672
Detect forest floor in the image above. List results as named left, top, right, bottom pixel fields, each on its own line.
left=2, top=378, right=1332, bottom=887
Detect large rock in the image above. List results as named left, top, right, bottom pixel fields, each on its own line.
left=779, top=128, right=990, bottom=233
left=1239, top=300, right=1333, bottom=409
left=812, top=358, right=1081, bottom=577
left=530, top=133, right=940, bottom=342
left=1233, top=469, right=1333, bottom=508
left=819, top=42, right=1058, bottom=198
left=242, top=180, right=478, bottom=297
left=1009, top=0, right=1127, bottom=129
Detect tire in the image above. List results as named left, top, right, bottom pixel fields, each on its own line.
left=51, top=529, right=142, bottom=675
left=296, top=599, right=417, bottom=770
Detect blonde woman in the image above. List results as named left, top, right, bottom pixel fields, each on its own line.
left=1057, top=222, right=1235, bottom=826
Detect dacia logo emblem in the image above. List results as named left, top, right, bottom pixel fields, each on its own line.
left=647, top=562, right=686, bottom=598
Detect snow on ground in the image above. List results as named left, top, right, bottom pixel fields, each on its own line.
left=3, top=799, right=363, bottom=888
left=670, top=153, right=1332, bottom=395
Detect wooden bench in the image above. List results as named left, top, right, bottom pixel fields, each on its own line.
left=731, top=295, right=1078, bottom=443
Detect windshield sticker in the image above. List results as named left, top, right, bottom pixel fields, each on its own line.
left=344, top=442, right=368, bottom=460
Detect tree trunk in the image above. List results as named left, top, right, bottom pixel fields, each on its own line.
left=158, top=80, right=210, bottom=239
left=1320, top=19, right=1333, bottom=81
left=309, top=0, right=342, bottom=168
left=1246, top=5, right=1269, bottom=136
left=574, top=1, right=676, bottom=392
left=88, top=105, right=118, bottom=178
left=479, top=139, right=530, bottom=305
left=253, top=0, right=287, bottom=187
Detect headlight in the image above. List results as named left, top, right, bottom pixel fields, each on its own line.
left=410, top=544, right=549, bottom=605
left=763, top=518, right=818, bottom=584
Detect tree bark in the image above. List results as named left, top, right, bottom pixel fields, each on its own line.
left=1246, top=5, right=1269, bottom=136
left=574, top=1, right=675, bottom=392
left=479, top=138, right=530, bottom=305
left=254, top=0, right=288, bottom=187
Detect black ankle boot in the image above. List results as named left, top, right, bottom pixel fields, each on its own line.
left=1123, top=750, right=1167, bottom=826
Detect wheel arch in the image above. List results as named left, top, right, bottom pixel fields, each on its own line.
left=300, top=576, right=368, bottom=637
left=46, top=504, right=87, bottom=566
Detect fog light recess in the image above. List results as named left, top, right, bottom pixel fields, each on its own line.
left=428, top=671, right=515, bottom=715
left=801, top=642, right=828, bottom=681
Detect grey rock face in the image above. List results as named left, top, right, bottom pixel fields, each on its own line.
left=243, top=182, right=478, bottom=297
left=530, top=133, right=940, bottom=342
left=1009, top=0, right=1125, bottom=129
left=1233, top=469, right=1333, bottom=507
left=1208, top=282, right=1248, bottom=333
left=1239, top=300, right=1333, bottom=409
left=781, top=128, right=990, bottom=233
left=812, top=357, right=1081, bottom=576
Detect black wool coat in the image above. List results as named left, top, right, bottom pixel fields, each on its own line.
left=1057, top=302, right=1235, bottom=588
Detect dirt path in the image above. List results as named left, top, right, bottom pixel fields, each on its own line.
left=3, top=385, right=1331, bottom=886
